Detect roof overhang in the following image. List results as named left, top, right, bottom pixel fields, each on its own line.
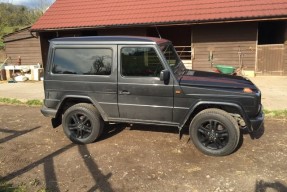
left=31, top=16, right=287, bottom=32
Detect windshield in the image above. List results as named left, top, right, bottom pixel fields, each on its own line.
left=160, top=43, right=186, bottom=79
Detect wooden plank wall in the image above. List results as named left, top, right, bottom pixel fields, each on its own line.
left=257, top=45, right=284, bottom=75
left=284, top=22, right=287, bottom=75
left=97, top=27, right=147, bottom=36
left=284, top=44, right=287, bottom=75
left=4, top=28, right=42, bottom=65
left=192, top=22, right=257, bottom=72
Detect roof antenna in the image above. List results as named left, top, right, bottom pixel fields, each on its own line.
left=155, top=25, right=162, bottom=39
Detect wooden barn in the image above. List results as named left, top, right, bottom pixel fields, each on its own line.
left=31, top=0, right=287, bottom=76
left=3, top=26, right=42, bottom=66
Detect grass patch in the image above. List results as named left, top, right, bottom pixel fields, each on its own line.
left=26, top=99, right=43, bottom=106
left=0, top=41, right=4, bottom=49
left=0, top=98, right=23, bottom=105
left=2, top=26, right=16, bottom=34
left=263, top=109, right=287, bottom=118
left=0, top=180, right=26, bottom=192
left=0, top=98, right=42, bottom=106
left=0, top=179, right=49, bottom=192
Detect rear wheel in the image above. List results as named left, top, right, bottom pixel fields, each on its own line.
left=62, top=103, right=103, bottom=144
left=189, top=108, right=240, bottom=156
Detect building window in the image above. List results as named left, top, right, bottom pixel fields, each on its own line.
left=258, top=21, right=285, bottom=45
left=121, top=47, right=164, bottom=77
left=52, top=48, right=112, bottom=75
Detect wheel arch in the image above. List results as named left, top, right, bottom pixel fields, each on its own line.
left=179, top=101, right=251, bottom=131
left=56, top=95, right=108, bottom=121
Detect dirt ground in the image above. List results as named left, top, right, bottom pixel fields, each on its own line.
left=0, top=105, right=287, bottom=192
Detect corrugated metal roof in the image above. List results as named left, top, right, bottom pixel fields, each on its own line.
left=31, top=0, right=287, bottom=31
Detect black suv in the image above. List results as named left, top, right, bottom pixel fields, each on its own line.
left=41, top=36, right=264, bottom=156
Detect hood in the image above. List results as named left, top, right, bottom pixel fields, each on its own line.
left=179, top=70, right=257, bottom=90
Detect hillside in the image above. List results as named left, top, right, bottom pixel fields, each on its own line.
left=0, top=3, right=42, bottom=49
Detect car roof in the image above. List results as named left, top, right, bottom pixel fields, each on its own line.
left=50, top=36, right=170, bottom=45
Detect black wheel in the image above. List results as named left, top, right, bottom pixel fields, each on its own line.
left=189, top=108, right=240, bottom=156
left=62, top=103, right=103, bottom=144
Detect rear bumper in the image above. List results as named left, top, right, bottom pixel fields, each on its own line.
left=41, top=105, right=57, bottom=118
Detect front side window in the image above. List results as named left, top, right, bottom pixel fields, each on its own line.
left=52, top=48, right=112, bottom=75
left=160, top=43, right=186, bottom=79
left=121, top=47, right=164, bottom=77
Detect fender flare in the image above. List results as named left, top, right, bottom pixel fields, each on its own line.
left=56, top=95, right=109, bottom=121
left=179, top=101, right=252, bottom=132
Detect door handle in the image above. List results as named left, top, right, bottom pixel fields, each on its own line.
left=119, top=90, right=130, bottom=95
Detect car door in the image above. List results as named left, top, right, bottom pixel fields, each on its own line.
left=117, top=45, right=174, bottom=122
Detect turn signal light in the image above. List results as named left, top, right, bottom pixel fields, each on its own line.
left=243, top=88, right=253, bottom=93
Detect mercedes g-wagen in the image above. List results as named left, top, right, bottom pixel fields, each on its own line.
left=41, top=36, right=264, bottom=156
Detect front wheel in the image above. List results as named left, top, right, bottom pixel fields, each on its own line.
left=62, top=103, right=103, bottom=144
left=189, top=108, right=240, bottom=156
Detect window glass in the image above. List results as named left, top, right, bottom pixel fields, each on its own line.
left=160, top=43, right=186, bottom=79
left=160, top=44, right=181, bottom=70
left=52, top=48, right=112, bottom=75
left=121, top=47, right=164, bottom=77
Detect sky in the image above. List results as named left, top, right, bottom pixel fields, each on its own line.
left=0, top=0, right=55, bottom=8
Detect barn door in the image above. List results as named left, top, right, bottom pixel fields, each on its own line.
left=257, top=45, right=284, bottom=75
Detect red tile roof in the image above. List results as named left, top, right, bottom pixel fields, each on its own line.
left=31, top=0, right=287, bottom=31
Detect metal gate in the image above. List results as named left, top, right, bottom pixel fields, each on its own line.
left=174, top=46, right=192, bottom=69
left=257, top=44, right=284, bottom=75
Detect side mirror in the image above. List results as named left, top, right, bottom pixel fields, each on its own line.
left=160, top=69, right=170, bottom=84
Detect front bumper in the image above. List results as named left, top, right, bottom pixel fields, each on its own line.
left=250, top=110, right=264, bottom=132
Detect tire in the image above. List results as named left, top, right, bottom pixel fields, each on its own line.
left=189, top=108, right=240, bottom=156
left=62, top=103, right=103, bottom=144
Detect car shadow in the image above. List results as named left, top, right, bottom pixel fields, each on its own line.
left=128, top=124, right=183, bottom=135
left=255, top=180, right=287, bottom=192
left=98, top=123, right=127, bottom=141
left=233, top=123, right=265, bottom=154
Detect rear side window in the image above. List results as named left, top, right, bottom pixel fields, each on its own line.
left=121, top=47, right=164, bottom=77
left=52, top=48, right=112, bottom=75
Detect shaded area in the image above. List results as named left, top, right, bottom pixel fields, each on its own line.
left=78, top=145, right=113, bottom=192
left=1, top=123, right=118, bottom=191
left=129, top=124, right=180, bottom=134
left=255, top=180, right=287, bottom=192
left=99, top=123, right=126, bottom=141
left=250, top=123, right=265, bottom=140
left=0, top=126, right=41, bottom=144
left=241, top=123, right=265, bottom=140
left=44, top=157, right=60, bottom=192
left=2, top=143, right=75, bottom=182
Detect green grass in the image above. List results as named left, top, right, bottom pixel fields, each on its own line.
left=0, top=180, right=26, bottom=192
left=0, top=98, right=23, bottom=105
left=26, top=99, right=43, bottom=106
left=0, top=41, right=4, bottom=49
left=0, top=98, right=42, bottom=106
left=2, top=26, right=16, bottom=34
left=0, top=179, right=49, bottom=192
left=0, top=26, right=22, bottom=50
left=263, top=109, right=287, bottom=118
